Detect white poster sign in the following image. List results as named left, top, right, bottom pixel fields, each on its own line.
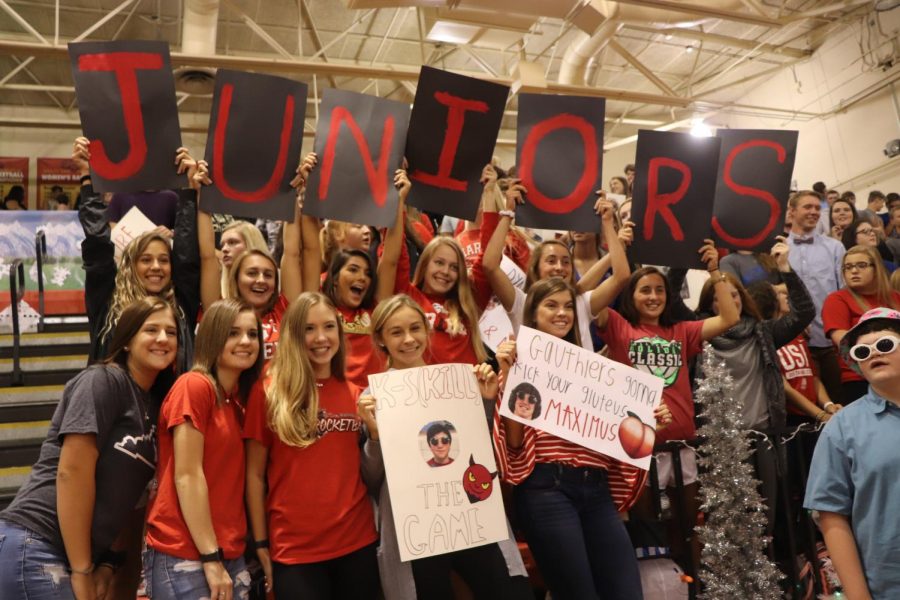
left=478, top=298, right=514, bottom=352
left=499, top=326, right=664, bottom=470
left=501, top=254, right=526, bottom=290
left=368, top=364, right=509, bottom=562
left=111, top=206, right=157, bottom=262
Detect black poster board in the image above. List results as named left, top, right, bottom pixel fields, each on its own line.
left=69, top=40, right=182, bottom=192
left=201, top=69, right=308, bottom=221
left=630, top=130, right=721, bottom=269
left=405, top=66, right=509, bottom=220
left=711, top=129, right=798, bottom=251
left=305, top=89, right=411, bottom=228
left=514, top=93, right=605, bottom=230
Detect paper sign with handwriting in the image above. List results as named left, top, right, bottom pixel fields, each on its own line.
left=111, top=206, right=157, bottom=263
left=367, top=364, right=509, bottom=561
left=499, top=326, right=663, bottom=470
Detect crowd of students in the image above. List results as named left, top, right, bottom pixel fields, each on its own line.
left=0, top=139, right=898, bottom=600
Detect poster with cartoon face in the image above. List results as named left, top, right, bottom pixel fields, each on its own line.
left=368, top=364, right=508, bottom=562
left=499, top=326, right=663, bottom=470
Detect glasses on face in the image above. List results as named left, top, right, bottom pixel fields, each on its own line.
left=849, top=335, right=900, bottom=362
left=856, top=228, right=876, bottom=236
left=429, top=436, right=450, bottom=447
left=842, top=262, right=874, bottom=272
left=515, top=391, right=537, bottom=405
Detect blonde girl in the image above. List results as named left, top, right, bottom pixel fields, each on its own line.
left=244, top=292, right=378, bottom=599
left=378, top=170, right=492, bottom=365
left=360, top=294, right=529, bottom=599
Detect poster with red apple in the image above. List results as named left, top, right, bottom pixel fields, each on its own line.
left=499, top=326, right=663, bottom=470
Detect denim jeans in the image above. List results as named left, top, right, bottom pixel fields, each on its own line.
left=143, top=547, right=251, bottom=600
left=0, top=520, right=75, bottom=599
left=513, top=463, right=643, bottom=600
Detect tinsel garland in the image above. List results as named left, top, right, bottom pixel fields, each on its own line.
left=695, top=344, right=785, bottom=599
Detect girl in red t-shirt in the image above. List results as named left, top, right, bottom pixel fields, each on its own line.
left=361, top=294, right=527, bottom=599
left=494, top=277, right=671, bottom=599
left=244, top=292, right=378, bottom=600
left=144, top=299, right=264, bottom=600
left=378, top=171, right=493, bottom=366
left=196, top=157, right=313, bottom=361
left=823, top=244, right=900, bottom=403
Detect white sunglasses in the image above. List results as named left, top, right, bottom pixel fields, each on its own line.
left=848, top=335, right=900, bottom=362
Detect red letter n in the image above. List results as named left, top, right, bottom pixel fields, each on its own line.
left=78, top=52, right=163, bottom=180
left=644, top=157, right=691, bottom=241
left=711, top=140, right=785, bottom=248
left=410, top=91, right=488, bottom=192
left=212, top=83, right=295, bottom=202
left=518, top=114, right=598, bottom=214
left=318, top=107, right=395, bottom=206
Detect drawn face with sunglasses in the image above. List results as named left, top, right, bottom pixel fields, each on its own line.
left=425, top=423, right=454, bottom=467
left=850, top=331, right=900, bottom=385
left=508, top=383, right=542, bottom=420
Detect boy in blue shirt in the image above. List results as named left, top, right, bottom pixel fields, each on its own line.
left=805, top=307, right=900, bottom=599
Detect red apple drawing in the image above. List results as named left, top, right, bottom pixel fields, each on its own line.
left=619, top=411, right=655, bottom=459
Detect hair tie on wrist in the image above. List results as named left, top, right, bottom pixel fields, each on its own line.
left=498, top=210, right=515, bottom=219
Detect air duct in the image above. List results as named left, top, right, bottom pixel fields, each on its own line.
left=175, top=0, right=220, bottom=96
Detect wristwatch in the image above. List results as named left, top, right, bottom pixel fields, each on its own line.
left=199, top=548, right=225, bottom=563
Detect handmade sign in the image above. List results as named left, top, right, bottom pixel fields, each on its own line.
left=711, top=129, right=798, bottom=251
left=515, top=93, right=605, bottom=230
left=201, top=69, right=308, bottom=221
left=500, top=326, right=663, bottom=470
left=629, top=130, right=721, bottom=269
left=479, top=300, right=514, bottom=352
left=111, top=206, right=157, bottom=263
left=406, top=66, right=509, bottom=221
left=305, top=89, right=411, bottom=228
left=68, top=41, right=182, bottom=193
left=368, top=364, right=509, bottom=561
left=501, top=255, right=527, bottom=290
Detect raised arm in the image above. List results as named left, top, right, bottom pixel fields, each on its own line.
left=768, top=238, right=816, bottom=347
left=591, top=195, right=631, bottom=328
left=482, top=173, right=524, bottom=311
left=295, top=154, right=326, bottom=292
left=194, top=160, right=222, bottom=311
left=575, top=215, right=634, bottom=294
left=699, top=240, right=741, bottom=341
left=375, top=169, right=411, bottom=301
left=171, top=150, right=202, bottom=330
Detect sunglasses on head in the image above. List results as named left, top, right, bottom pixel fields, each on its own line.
left=429, top=436, right=450, bottom=446
left=515, top=391, right=537, bottom=404
left=849, top=335, right=900, bottom=362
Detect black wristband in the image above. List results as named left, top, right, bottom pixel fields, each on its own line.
left=79, top=174, right=91, bottom=185
left=199, top=548, right=225, bottom=563
left=252, top=539, right=269, bottom=550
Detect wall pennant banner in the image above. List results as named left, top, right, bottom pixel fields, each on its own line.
left=68, top=41, right=182, bottom=193
left=515, top=93, right=606, bottom=230
left=305, top=88, right=411, bottom=228
left=499, top=327, right=663, bottom=470
left=201, top=69, right=308, bottom=221
left=711, top=129, right=798, bottom=251
left=367, top=364, right=509, bottom=562
left=405, top=66, right=510, bottom=221
left=0, top=157, right=29, bottom=207
left=37, top=158, right=82, bottom=209
left=629, top=130, right=721, bottom=269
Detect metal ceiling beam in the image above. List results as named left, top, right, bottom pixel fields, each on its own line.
left=623, top=24, right=810, bottom=59
left=0, top=0, right=50, bottom=45
left=299, top=0, right=337, bottom=87
left=0, top=38, right=695, bottom=108
left=607, top=39, right=678, bottom=97
left=609, top=0, right=783, bottom=27
left=222, top=0, right=293, bottom=60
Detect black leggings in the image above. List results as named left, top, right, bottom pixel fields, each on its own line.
left=272, top=543, right=378, bottom=600
left=410, top=542, right=529, bottom=600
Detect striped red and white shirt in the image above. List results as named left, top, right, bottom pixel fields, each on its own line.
left=493, top=398, right=646, bottom=512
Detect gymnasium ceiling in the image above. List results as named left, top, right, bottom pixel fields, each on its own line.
left=0, top=0, right=897, bottom=149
